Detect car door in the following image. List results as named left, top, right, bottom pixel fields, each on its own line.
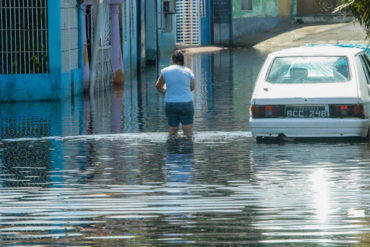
left=359, top=54, right=370, bottom=87
left=358, top=54, right=370, bottom=116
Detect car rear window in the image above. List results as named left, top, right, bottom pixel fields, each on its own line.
left=266, top=56, right=350, bottom=84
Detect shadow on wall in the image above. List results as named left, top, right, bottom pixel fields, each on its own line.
left=233, top=21, right=305, bottom=47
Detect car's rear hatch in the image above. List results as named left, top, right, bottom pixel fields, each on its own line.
left=253, top=81, right=361, bottom=105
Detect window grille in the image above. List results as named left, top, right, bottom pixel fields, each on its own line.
left=176, top=0, right=200, bottom=46
left=0, top=0, right=49, bottom=74
left=86, top=2, right=112, bottom=90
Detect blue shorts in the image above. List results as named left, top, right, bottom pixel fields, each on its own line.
left=165, top=101, right=194, bottom=127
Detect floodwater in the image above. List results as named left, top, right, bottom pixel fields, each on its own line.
left=1, top=49, right=370, bottom=246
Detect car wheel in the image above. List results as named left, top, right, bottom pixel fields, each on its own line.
left=256, top=137, right=263, bottom=143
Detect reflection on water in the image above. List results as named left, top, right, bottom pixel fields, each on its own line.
left=0, top=48, right=265, bottom=139
left=2, top=48, right=370, bottom=245
left=166, top=138, right=194, bottom=184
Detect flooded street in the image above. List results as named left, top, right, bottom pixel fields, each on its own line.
left=2, top=48, right=370, bottom=246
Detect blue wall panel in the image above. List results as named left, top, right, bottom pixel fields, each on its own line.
left=157, top=0, right=176, bottom=57
left=48, top=0, right=62, bottom=75
left=200, top=0, right=211, bottom=46
left=123, top=0, right=138, bottom=78
left=0, top=74, right=58, bottom=101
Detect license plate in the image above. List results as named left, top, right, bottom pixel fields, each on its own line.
left=285, top=105, right=329, bottom=118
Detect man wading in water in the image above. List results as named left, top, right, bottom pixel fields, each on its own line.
left=156, top=50, right=195, bottom=139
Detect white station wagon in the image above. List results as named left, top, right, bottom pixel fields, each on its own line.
left=250, top=46, right=370, bottom=141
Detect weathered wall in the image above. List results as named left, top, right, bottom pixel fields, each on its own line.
left=0, top=0, right=62, bottom=101
left=145, top=0, right=156, bottom=62
left=60, top=0, right=83, bottom=98
left=233, top=0, right=279, bottom=18
left=157, top=0, right=176, bottom=55
left=279, top=0, right=296, bottom=17
left=124, top=0, right=175, bottom=74
left=0, top=0, right=83, bottom=101
left=200, top=0, right=212, bottom=46
left=61, top=0, right=79, bottom=72
left=297, top=0, right=337, bottom=16
left=123, top=0, right=138, bottom=76
left=232, top=0, right=296, bottom=41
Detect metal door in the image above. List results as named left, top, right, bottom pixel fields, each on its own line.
left=212, top=0, right=232, bottom=46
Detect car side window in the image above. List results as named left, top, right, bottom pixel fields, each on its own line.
left=364, top=54, right=370, bottom=70
left=360, top=55, right=370, bottom=84
left=359, top=55, right=370, bottom=84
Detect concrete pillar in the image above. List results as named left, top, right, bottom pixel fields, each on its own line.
left=110, top=3, right=124, bottom=85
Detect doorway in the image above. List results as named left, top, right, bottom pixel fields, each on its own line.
left=212, top=0, right=232, bottom=46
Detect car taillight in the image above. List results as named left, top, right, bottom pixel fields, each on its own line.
left=251, top=105, right=284, bottom=118
left=329, top=104, right=365, bottom=118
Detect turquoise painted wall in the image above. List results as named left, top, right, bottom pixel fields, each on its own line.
left=123, top=0, right=138, bottom=77
left=233, top=0, right=279, bottom=18
left=200, top=0, right=212, bottom=46
left=231, top=0, right=297, bottom=41
left=146, top=0, right=176, bottom=65
left=0, top=0, right=84, bottom=102
left=145, top=0, right=156, bottom=62
left=123, top=0, right=175, bottom=77
left=157, top=0, right=176, bottom=55
left=232, top=0, right=296, bottom=18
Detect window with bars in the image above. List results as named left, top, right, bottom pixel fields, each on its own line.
left=0, top=0, right=49, bottom=74
left=176, top=0, right=200, bottom=45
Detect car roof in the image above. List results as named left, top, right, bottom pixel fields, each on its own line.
left=270, top=45, right=365, bottom=57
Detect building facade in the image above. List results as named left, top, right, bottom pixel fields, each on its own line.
left=122, top=0, right=179, bottom=76
left=175, top=0, right=212, bottom=47
left=1, top=0, right=346, bottom=102
left=232, top=0, right=297, bottom=42
left=0, top=0, right=84, bottom=102
left=82, top=0, right=125, bottom=93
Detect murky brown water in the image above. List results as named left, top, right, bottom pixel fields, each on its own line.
left=1, top=49, right=370, bottom=246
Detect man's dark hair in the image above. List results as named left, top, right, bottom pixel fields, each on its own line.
left=172, top=50, right=184, bottom=66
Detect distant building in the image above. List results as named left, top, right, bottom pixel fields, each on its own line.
left=0, top=0, right=182, bottom=101
left=174, top=0, right=298, bottom=47
left=232, top=0, right=297, bottom=43
left=1, top=0, right=347, bottom=102
left=295, top=0, right=349, bottom=23
left=0, top=0, right=84, bottom=102
left=122, top=0, right=179, bottom=75
left=82, top=0, right=125, bottom=91
left=122, top=0, right=213, bottom=75
left=176, top=0, right=212, bottom=47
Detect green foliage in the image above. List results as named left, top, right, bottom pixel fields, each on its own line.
left=30, top=56, right=41, bottom=73
left=334, top=0, right=370, bottom=38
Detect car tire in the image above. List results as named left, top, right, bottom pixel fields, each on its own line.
left=256, top=137, right=263, bottom=143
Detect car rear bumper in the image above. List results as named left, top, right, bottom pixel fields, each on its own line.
left=249, top=118, right=370, bottom=138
